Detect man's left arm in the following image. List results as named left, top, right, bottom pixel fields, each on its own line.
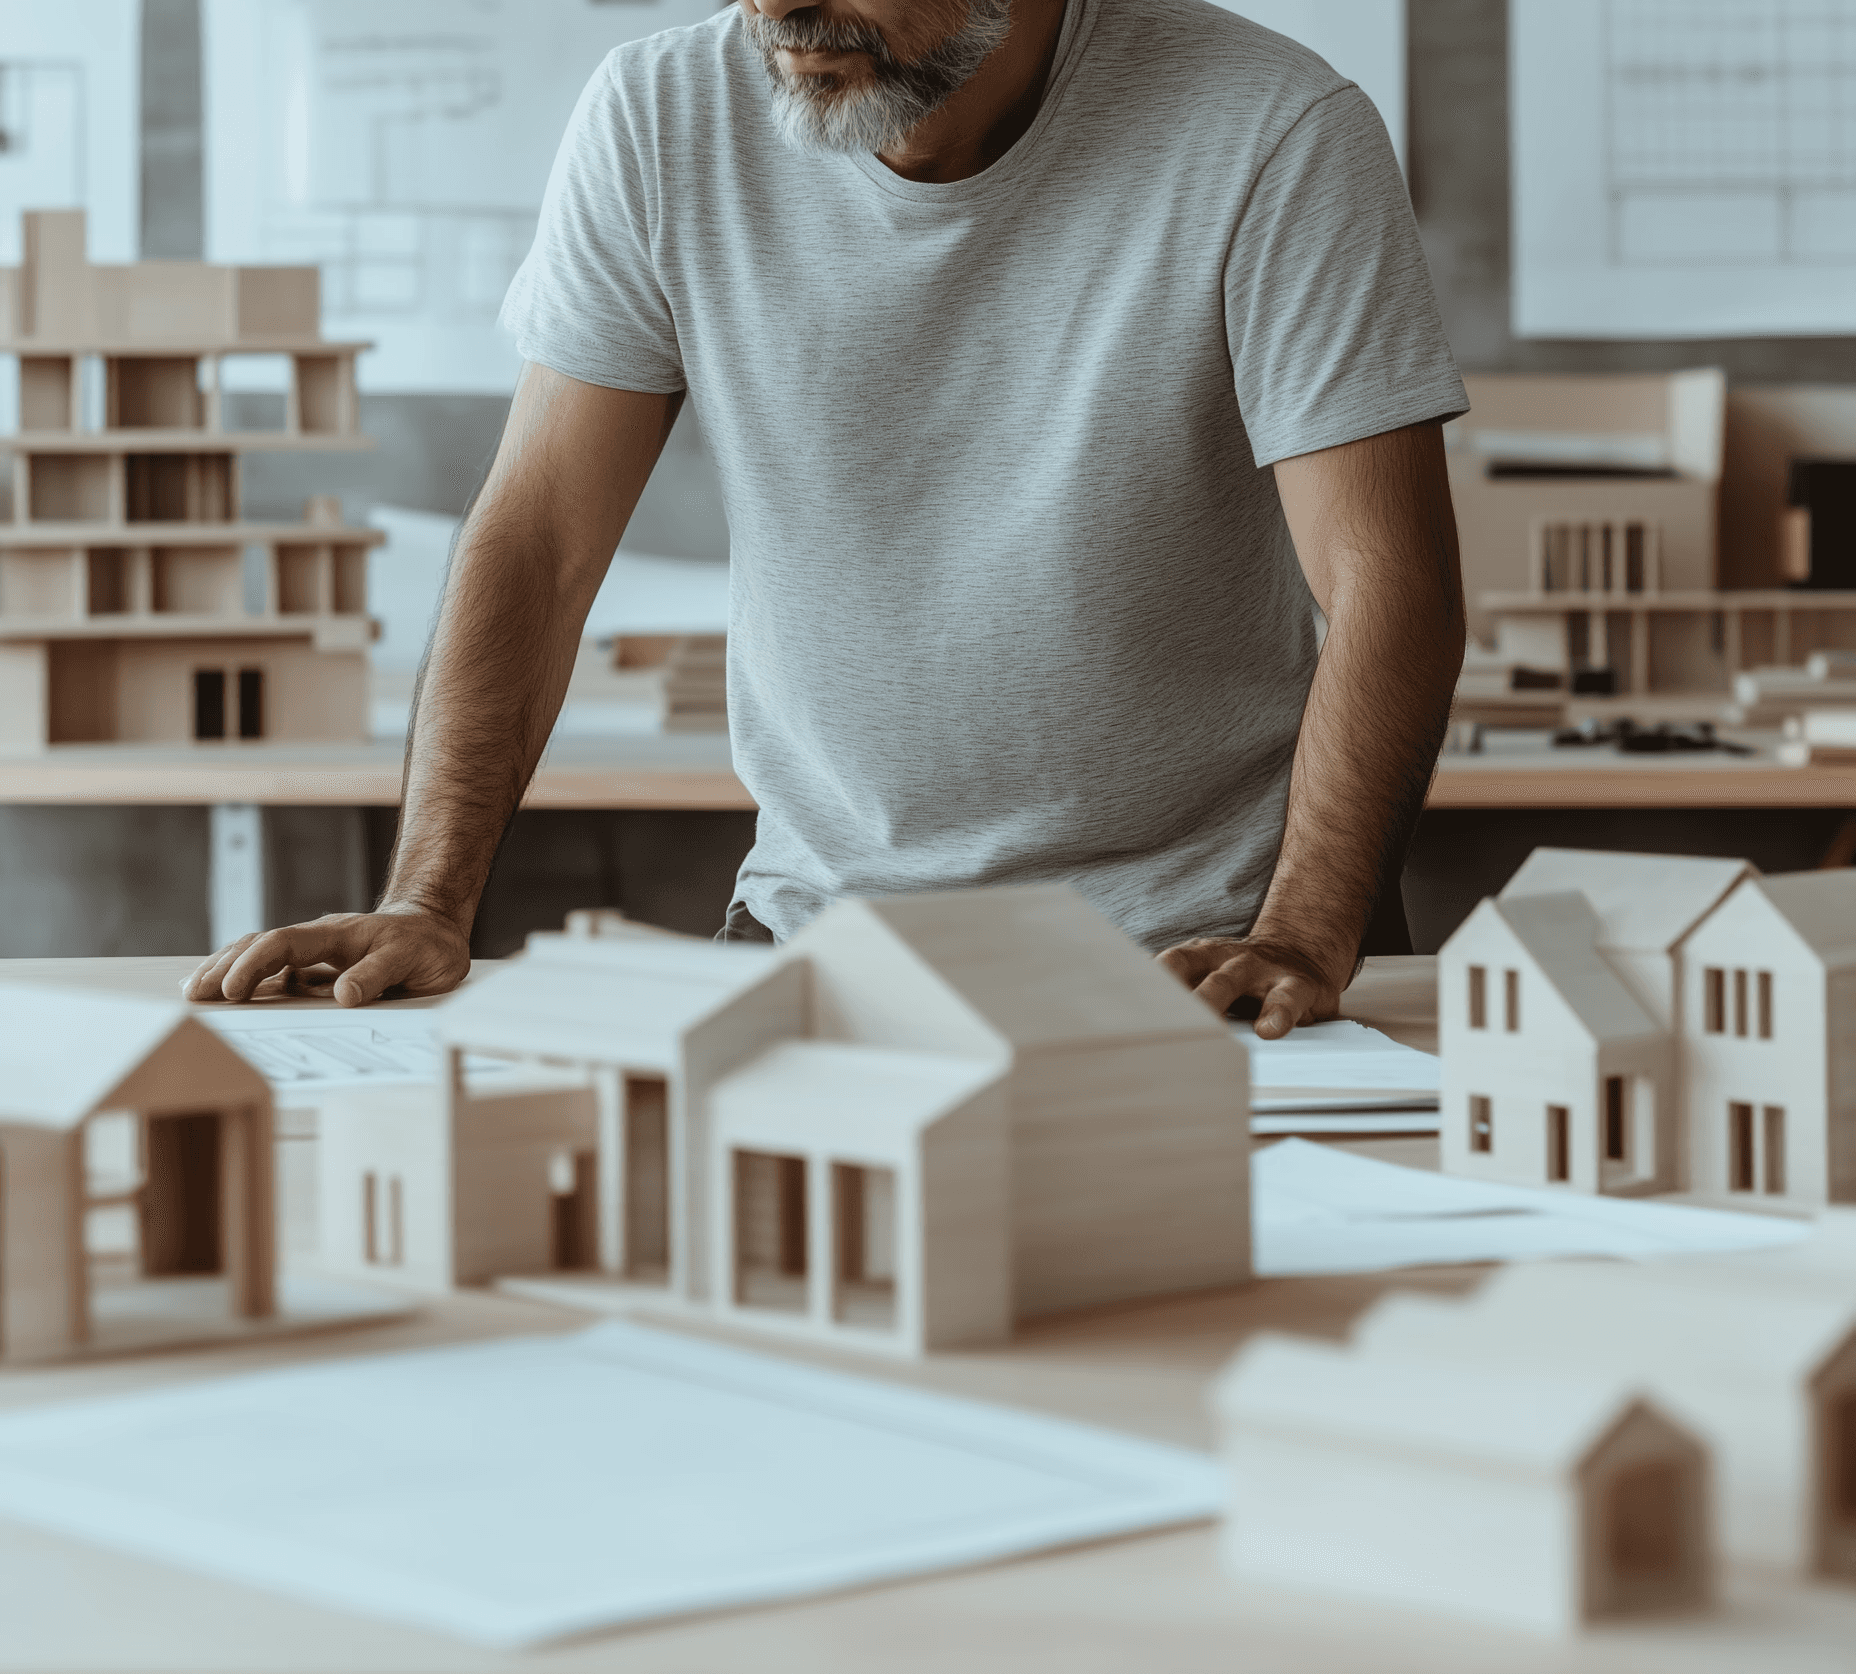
left=1159, top=419, right=1464, bottom=1035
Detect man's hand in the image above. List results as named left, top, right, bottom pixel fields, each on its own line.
left=1157, top=936, right=1343, bottom=1038
left=183, top=905, right=472, bottom=1008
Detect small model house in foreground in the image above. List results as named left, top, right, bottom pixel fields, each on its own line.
left=0, top=985, right=274, bottom=1363
left=1440, top=848, right=1856, bottom=1207
left=1353, top=1262, right=1856, bottom=1581
left=0, top=209, right=383, bottom=748
left=315, top=884, right=1253, bottom=1355
left=1214, top=1333, right=1712, bottom=1633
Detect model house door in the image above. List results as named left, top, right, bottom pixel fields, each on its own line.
left=139, top=1111, right=221, bottom=1274
left=623, top=1076, right=670, bottom=1279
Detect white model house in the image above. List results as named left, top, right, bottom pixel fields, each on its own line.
left=1437, top=848, right=1856, bottom=1206
left=1213, top=1332, right=1713, bottom=1633
left=0, top=985, right=274, bottom=1362
left=314, top=883, right=1252, bottom=1355
left=1353, top=1264, right=1856, bottom=1580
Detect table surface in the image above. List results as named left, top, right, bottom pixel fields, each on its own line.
left=0, top=955, right=1850, bottom=1673
left=7, top=729, right=1856, bottom=811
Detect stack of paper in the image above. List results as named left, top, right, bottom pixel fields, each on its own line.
left=1243, top=1019, right=1440, bottom=1133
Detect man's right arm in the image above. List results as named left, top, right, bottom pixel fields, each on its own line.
left=184, top=364, right=685, bottom=1007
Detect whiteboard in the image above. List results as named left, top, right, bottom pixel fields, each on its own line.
left=201, top=0, right=720, bottom=393
left=1205, top=1, right=1406, bottom=169
left=0, top=1, right=140, bottom=264
left=1512, top=0, right=1856, bottom=338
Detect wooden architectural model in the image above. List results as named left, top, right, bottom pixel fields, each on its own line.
left=0, top=210, right=383, bottom=748
left=1213, top=1333, right=1713, bottom=1632
left=312, top=884, right=1252, bottom=1355
left=1354, top=1263, right=1856, bottom=1582
left=0, top=983, right=274, bottom=1363
left=1436, top=847, right=1856, bottom=1206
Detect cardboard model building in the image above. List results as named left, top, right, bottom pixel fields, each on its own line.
left=1435, top=847, right=1856, bottom=1205
left=0, top=209, right=383, bottom=749
left=1354, top=1263, right=1856, bottom=1582
left=314, top=883, right=1253, bottom=1355
left=1214, top=1332, right=1713, bottom=1633
left=0, top=984, right=274, bottom=1363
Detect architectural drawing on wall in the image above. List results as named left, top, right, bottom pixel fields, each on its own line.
left=1513, top=0, right=1856, bottom=338
left=1208, top=1, right=1405, bottom=169
left=0, top=3, right=139, bottom=267
left=202, top=0, right=721, bottom=393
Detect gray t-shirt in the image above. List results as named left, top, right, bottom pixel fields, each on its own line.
left=500, top=0, right=1466, bottom=949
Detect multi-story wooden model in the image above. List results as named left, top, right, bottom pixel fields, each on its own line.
left=0, top=209, right=383, bottom=749
left=1440, top=847, right=1856, bottom=1209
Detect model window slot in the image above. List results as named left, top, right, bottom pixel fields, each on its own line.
left=1762, top=1105, right=1786, bottom=1196
left=237, top=667, right=264, bottom=739
left=1468, top=965, right=1487, bottom=1029
left=1733, top=968, right=1748, bottom=1037
left=1503, top=968, right=1520, bottom=1032
left=1703, top=968, right=1726, bottom=1033
left=1757, top=971, right=1772, bottom=1040
left=192, top=668, right=226, bottom=739
left=1546, top=1104, right=1570, bottom=1182
left=1729, top=1102, right=1755, bottom=1191
left=1469, top=1094, right=1493, bottom=1154
left=1604, top=1076, right=1628, bottom=1163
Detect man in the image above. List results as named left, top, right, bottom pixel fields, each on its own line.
left=188, top=0, right=1467, bottom=1040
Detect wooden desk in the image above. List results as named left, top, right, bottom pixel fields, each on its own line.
left=3, top=956, right=1850, bottom=1671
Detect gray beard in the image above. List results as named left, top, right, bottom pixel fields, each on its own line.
left=746, top=2, right=1016, bottom=157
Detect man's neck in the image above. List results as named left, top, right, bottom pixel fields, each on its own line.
left=876, top=0, right=1068, bottom=184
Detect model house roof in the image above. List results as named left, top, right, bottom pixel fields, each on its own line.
left=711, top=1042, right=1004, bottom=1157
left=1483, top=893, right=1662, bottom=1043
left=1215, top=1333, right=1673, bottom=1475
left=1501, top=848, right=1752, bottom=952
left=432, top=937, right=787, bottom=1067
left=0, top=986, right=267, bottom=1128
left=1743, top=872, right=1856, bottom=968
left=815, top=884, right=1224, bottom=1052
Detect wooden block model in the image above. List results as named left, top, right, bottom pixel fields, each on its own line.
left=1213, top=1332, right=1713, bottom=1633
left=0, top=209, right=384, bottom=749
left=0, top=983, right=274, bottom=1363
left=1353, top=1262, right=1856, bottom=1581
left=312, top=883, right=1252, bottom=1355
left=659, top=632, right=727, bottom=733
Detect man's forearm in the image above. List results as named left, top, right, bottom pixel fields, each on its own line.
left=378, top=503, right=588, bottom=933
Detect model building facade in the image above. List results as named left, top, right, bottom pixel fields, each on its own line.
left=1440, top=848, right=1856, bottom=1208
left=0, top=209, right=382, bottom=748
left=0, top=985, right=274, bottom=1363
left=315, top=884, right=1253, bottom=1355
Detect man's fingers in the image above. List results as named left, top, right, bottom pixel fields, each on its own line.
left=219, top=923, right=370, bottom=1002
left=1190, top=949, right=1274, bottom=1016
left=1254, top=973, right=1319, bottom=1039
left=1155, top=941, right=1231, bottom=985
left=183, top=933, right=262, bottom=1001
left=332, top=951, right=405, bottom=1009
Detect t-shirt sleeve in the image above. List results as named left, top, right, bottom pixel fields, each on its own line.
left=1225, top=84, right=1466, bottom=468
left=497, top=51, right=686, bottom=394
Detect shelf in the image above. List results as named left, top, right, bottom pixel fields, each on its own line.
left=0, top=613, right=373, bottom=645
left=1, top=430, right=375, bottom=454
left=0, top=522, right=387, bottom=548
left=0, top=338, right=371, bottom=356
left=1483, top=590, right=1856, bottom=611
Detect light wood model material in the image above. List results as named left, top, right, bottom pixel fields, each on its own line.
left=314, top=884, right=1252, bottom=1356
left=0, top=210, right=382, bottom=750
left=1440, top=847, right=1856, bottom=1209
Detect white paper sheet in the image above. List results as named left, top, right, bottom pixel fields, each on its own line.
left=1244, top=1018, right=1440, bottom=1101
left=201, top=1006, right=512, bottom=1092
left=1252, top=1138, right=1810, bottom=1276
left=202, top=0, right=722, bottom=393
left=0, top=1321, right=1220, bottom=1648
left=0, top=1, right=140, bottom=265
left=1512, top=0, right=1856, bottom=338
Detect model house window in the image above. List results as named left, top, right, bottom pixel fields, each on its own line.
left=193, top=668, right=225, bottom=739
left=1469, top=1095, right=1493, bottom=1153
left=1733, top=968, right=1748, bottom=1037
left=1468, top=965, right=1487, bottom=1029
left=1604, top=1076, right=1628, bottom=1163
left=1758, top=971, right=1773, bottom=1040
left=362, top=1171, right=404, bottom=1265
left=1729, top=1103, right=1755, bottom=1192
left=734, top=1149, right=808, bottom=1313
left=1763, top=1106, right=1787, bottom=1196
left=1704, top=968, right=1726, bottom=1033
left=237, top=667, right=264, bottom=739
left=1546, top=1105, right=1570, bottom=1182
left=1503, top=969, right=1520, bottom=1032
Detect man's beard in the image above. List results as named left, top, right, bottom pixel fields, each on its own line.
left=745, top=1, right=1016, bottom=157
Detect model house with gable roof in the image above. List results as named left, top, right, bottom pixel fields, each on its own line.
left=0, top=984, right=274, bottom=1363
left=314, top=882, right=1252, bottom=1356
left=1213, top=1331, right=1713, bottom=1632
left=1434, top=848, right=1856, bottom=1205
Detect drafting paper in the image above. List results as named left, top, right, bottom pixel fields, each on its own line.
left=0, top=1321, right=1220, bottom=1648
left=201, top=0, right=721, bottom=392
left=1253, top=1138, right=1809, bottom=1276
left=201, top=1007, right=511, bottom=1092
left=1244, top=1019, right=1439, bottom=1095
left=0, top=0, right=140, bottom=264
left=1512, top=0, right=1856, bottom=338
